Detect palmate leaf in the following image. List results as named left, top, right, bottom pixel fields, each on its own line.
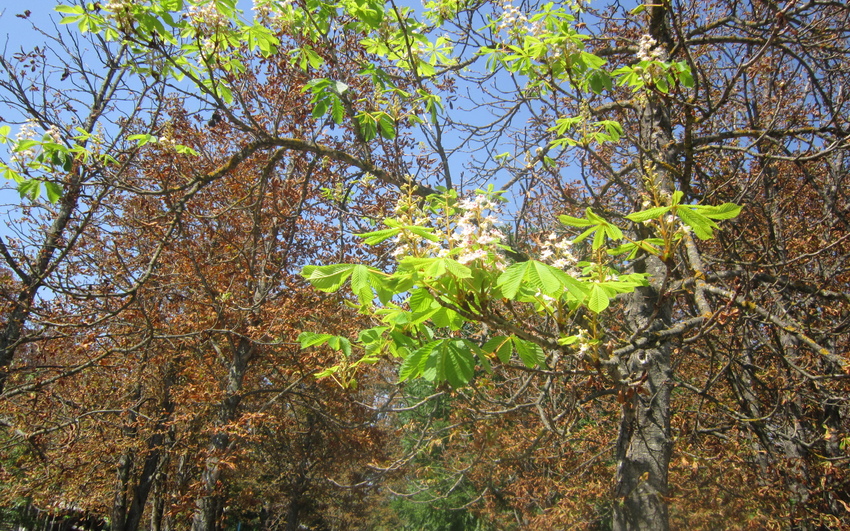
left=398, top=339, right=440, bottom=382
left=297, top=332, right=352, bottom=358
left=399, top=338, right=477, bottom=387
left=561, top=208, right=622, bottom=249
left=497, top=260, right=565, bottom=299
left=399, top=257, right=471, bottom=280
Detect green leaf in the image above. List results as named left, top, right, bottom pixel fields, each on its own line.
left=327, top=336, right=352, bottom=357
left=443, top=258, right=472, bottom=279
left=55, top=4, right=85, bottom=14
left=558, top=335, right=578, bottom=346
left=301, top=264, right=356, bottom=292
left=331, top=99, right=345, bottom=124
left=586, top=284, right=610, bottom=313
left=558, top=213, right=594, bottom=227
left=676, top=206, right=717, bottom=240
left=399, top=340, right=439, bottom=382
left=625, top=206, right=671, bottom=222
left=17, top=179, right=40, bottom=200
left=378, top=113, right=396, bottom=139
left=408, top=288, right=436, bottom=313
left=693, top=202, right=742, bottom=220
left=482, top=336, right=512, bottom=364
left=498, top=260, right=584, bottom=300
left=580, top=51, right=607, bottom=70
left=44, top=182, right=63, bottom=203
left=297, top=331, right=335, bottom=348
left=355, top=226, right=402, bottom=244
left=496, top=261, right=541, bottom=299
left=512, top=337, right=543, bottom=368
left=350, top=264, right=374, bottom=304
left=174, top=144, right=199, bottom=156
left=128, top=134, right=157, bottom=147
left=444, top=340, right=475, bottom=387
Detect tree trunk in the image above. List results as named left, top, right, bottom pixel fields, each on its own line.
left=613, top=15, right=677, bottom=525
left=191, top=337, right=252, bottom=531
left=614, top=286, right=673, bottom=531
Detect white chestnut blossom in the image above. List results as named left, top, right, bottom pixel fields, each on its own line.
left=9, top=119, right=41, bottom=165
left=451, top=195, right=506, bottom=269
left=636, top=34, right=667, bottom=62
left=188, top=1, right=229, bottom=32
left=575, top=328, right=592, bottom=356
left=497, top=2, right=527, bottom=32
left=540, top=232, right=578, bottom=272
left=389, top=193, right=507, bottom=271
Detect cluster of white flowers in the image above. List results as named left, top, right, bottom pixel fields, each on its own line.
left=188, top=2, right=229, bottom=32
left=497, top=3, right=527, bottom=32
left=389, top=193, right=507, bottom=271
left=574, top=327, right=592, bottom=356
left=451, top=195, right=506, bottom=267
left=636, top=34, right=667, bottom=62
left=390, top=228, right=430, bottom=261
left=158, top=132, right=176, bottom=148
left=539, top=232, right=577, bottom=272
left=103, top=0, right=132, bottom=12
left=252, top=0, right=272, bottom=19
left=10, top=119, right=41, bottom=165
left=102, top=0, right=136, bottom=31
left=549, top=38, right=580, bottom=62
left=252, top=0, right=293, bottom=26
left=525, top=20, right=544, bottom=37
left=46, top=125, right=62, bottom=143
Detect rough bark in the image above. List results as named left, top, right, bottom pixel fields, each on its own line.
left=614, top=283, right=673, bottom=531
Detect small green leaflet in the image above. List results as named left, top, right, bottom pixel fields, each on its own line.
left=482, top=336, right=512, bottom=364
left=625, top=206, right=671, bottom=223
left=587, top=284, right=609, bottom=313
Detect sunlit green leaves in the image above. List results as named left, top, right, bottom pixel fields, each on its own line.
left=498, top=260, right=579, bottom=299
left=399, top=338, right=477, bottom=387
left=355, top=218, right=440, bottom=245
left=560, top=208, right=623, bottom=249
left=612, top=59, right=694, bottom=93
left=625, top=192, right=742, bottom=239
